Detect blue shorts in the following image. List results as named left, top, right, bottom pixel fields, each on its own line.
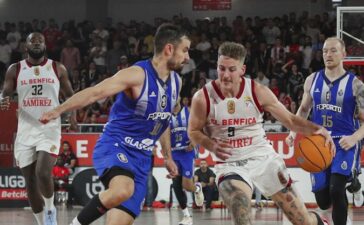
left=172, top=150, right=195, bottom=179
left=311, top=138, right=361, bottom=192
left=93, top=138, right=152, bottom=217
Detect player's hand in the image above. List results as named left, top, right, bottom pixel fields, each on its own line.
left=165, top=158, right=178, bottom=179
left=285, top=132, right=296, bottom=147
left=0, top=96, right=10, bottom=111
left=314, top=127, right=336, bottom=157
left=211, top=139, right=233, bottom=160
left=186, top=143, right=194, bottom=152
left=339, top=135, right=357, bottom=151
left=39, top=110, right=60, bottom=124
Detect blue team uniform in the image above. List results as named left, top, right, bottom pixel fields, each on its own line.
left=309, top=70, right=361, bottom=192
left=170, top=106, right=195, bottom=179
left=93, top=59, right=179, bottom=217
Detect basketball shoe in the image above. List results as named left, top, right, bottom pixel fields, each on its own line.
left=194, top=182, right=204, bottom=207
left=44, top=207, right=57, bottom=225
left=179, top=216, right=192, bottom=225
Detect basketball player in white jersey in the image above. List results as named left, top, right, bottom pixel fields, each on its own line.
left=0, top=32, right=75, bottom=225
left=188, top=42, right=335, bottom=225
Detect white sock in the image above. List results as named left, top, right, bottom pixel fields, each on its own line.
left=34, top=210, right=44, bottom=225
left=71, top=217, right=82, bottom=225
left=182, top=207, right=190, bottom=217
left=43, top=194, right=55, bottom=211
left=195, top=183, right=201, bottom=193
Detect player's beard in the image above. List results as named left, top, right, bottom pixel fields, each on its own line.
left=28, top=49, right=46, bottom=60
left=167, top=57, right=184, bottom=72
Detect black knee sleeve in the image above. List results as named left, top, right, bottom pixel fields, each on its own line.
left=314, top=187, right=331, bottom=210
left=172, top=176, right=187, bottom=209
left=330, top=173, right=348, bottom=225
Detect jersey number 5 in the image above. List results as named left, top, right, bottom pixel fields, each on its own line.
left=31, top=85, right=43, bottom=95
left=228, top=127, right=235, bottom=137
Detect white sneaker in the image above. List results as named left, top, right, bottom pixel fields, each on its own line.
left=44, top=207, right=57, bottom=225
left=194, top=183, right=204, bottom=207
left=179, top=216, right=193, bottom=225
left=346, top=216, right=352, bottom=225
left=353, top=187, right=363, bottom=207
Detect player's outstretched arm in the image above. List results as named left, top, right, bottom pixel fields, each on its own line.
left=188, top=90, right=232, bottom=160
left=285, top=73, right=315, bottom=146
left=40, top=66, right=145, bottom=123
left=255, top=81, right=335, bottom=154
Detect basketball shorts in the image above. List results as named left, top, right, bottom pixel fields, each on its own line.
left=14, top=132, right=61, bottom=168
left=93, top=138, right=152, bottom=217
left=215, top=149, right=290, bottom=197
left=172, top=150, right=195, bottom=179
left=311, top=138, right=361, bottom=192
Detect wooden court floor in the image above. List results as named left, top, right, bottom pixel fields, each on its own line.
left=1, top=205, right=363, bottom=225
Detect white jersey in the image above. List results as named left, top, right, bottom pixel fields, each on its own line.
left=203, top=78, right=273, bottom=162
left=15, top=58, right=61, bottom=145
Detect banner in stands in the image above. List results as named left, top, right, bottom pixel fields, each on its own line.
left=0, top=102, right=17, bottom=168
left=192, top=0, right=231, bottom=10
left=63, top=133, right=364, bottom=167
left=0, top=168, right=29, bottom=208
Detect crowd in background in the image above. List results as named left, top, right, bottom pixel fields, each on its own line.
left=0, top=11, right=363, bottom=132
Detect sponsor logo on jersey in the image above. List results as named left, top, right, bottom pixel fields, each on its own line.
left=147, top=112, right=171, bottom=120
left=325, top=91, right=331, bottom=102
left=149, top=91, right=156, bottom=97
left=221, top=117, right=257, bottom=125
left=338, top=89, right=343, bottom=96
left=244, top=96, right=253, bottom=107
left=34, top=67, right=40, bottom=76
left=227, top=137, right=253, bottom=148
left=117, top=153, right=128, bottom=163
left=341, top=161, right=348, bottom=170
left=161, top=94, right=167, bottom=109
left=316, top=104, right=342, bottom=112
left=314, top=88, right=320, bottom=93
left=227, top=100, right=235, bottom=114
left=123, top=137, right=154, bottom=151
left=23, top=98, right=52, bottom=107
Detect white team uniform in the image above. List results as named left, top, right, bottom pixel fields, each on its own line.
left=202, top=78, right=290, bottom=197
left=14, top=59, right=61, bottom=168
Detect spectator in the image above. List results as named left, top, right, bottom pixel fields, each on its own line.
left=309, top=50, right=324, bottom=74
left=254, top=70, right=270, bottom=87
left=59, top=141, right=78, bottom=174
left=52, top=156, right=74, bottom=208
left=60, top=39, right=81, bottom=77
left=282, top=60, right=304, bottom=96
left=194, top=159, right=217, bottom=210
left=6, top=23, right=21, bottom=50
left=262, top=18, right=281, bottom=46
left=106, top=40, right=125, bottom=74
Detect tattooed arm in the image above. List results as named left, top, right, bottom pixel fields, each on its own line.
left=339, top=78, right=364, bottom=150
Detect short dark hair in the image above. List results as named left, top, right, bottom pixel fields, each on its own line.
left=154, top=23, right=189, bottom=54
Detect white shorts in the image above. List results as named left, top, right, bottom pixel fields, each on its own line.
left=14, top=135, right=60, bottom=168
left=215, top=150, right=290, bottom=197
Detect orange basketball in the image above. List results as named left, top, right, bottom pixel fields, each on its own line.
left=294, top=135, right=333, bottom=173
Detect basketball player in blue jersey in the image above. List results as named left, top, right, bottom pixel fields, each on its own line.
left=286, top=37, right=364, bottom=225
left=170, top=104, right=204, bottom=225
left=40, top=23, right=190, bottom=225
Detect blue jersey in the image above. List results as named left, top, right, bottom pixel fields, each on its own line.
left=310, top=70, right=359, bottom=138
left=101, top=59, right=180, bottom=154
left=170, top=106, right=190, bottom=151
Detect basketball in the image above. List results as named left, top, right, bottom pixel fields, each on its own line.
left=294, top=135, right=333, bottom=173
